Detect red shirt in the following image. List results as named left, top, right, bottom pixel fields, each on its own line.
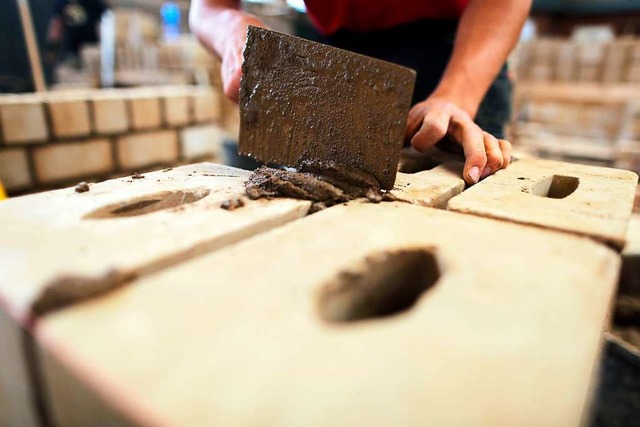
left=304, top=0, right=469, bottom=35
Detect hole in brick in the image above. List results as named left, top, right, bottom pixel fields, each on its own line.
left=526, top=175, right=579, bottom=199
left=317, top=248, right=440, bottom=323
left=85, top=188, right=210, bottom=219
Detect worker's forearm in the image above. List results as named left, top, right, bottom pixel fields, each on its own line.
left=432, top=0, right=531, bottom=117
left=189, top=0, right=245, bottom=57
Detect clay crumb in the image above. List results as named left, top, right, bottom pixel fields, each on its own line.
left=74, top=182, right=90, bottom=193
left=132, top=172, right=145, bottom=180
left=162, top=167, right=173, bottom=172
left=221, top=197, right=245, bottom=211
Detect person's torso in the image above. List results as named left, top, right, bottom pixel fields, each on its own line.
left=304, top=0, right=469, bottom=35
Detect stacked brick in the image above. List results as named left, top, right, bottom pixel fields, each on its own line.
left=0, top=86, right=229, bottom=195
left=515, top=38, right=640, bottom=84
left=512, top=82, right=640, bottom=176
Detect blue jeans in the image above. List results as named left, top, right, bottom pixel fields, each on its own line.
left=324, top=19, right=512, bottom=139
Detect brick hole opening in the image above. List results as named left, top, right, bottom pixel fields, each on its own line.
left=317, top=248, right=440, bottom=323
left=84, top=188, right=210, bottom=219
left=526, top=175, right=579, bottom=199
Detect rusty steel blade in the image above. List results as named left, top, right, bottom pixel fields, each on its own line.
left=239, top=26, right=416, bottom=190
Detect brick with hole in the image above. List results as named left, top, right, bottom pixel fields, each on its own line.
left=47, top=97, right=92, bottom=138
left=116, top=130, right=179, bottom=170
left=128, top=94, right=162, bottom=130
left=0, top=96, right=48, bottom=144
left=91, top=93, right=129, bottom=135
left=36, top=203, right=618, bottom=426
left=33, top=139, right=113, bottom=184
left=448, top=157, right=639, bottom=249
left=0, top=148, right=32, bottom=192
left=0, top=164, right=312, bottom=427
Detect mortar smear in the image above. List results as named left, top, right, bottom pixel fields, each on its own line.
left=245, top=159, right=397, bottom=211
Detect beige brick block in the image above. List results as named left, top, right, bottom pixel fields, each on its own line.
left=129, top=96, right=162, bottom=130
left=448, top=158, right=639, bottom=249
left=116, top=130, right=179, bottom=170
left=47, top=98, right=92, bottom=139
left=180, top=124, right=224, bottom=161
left=91, top=94, right=129, bottom=135
left=163, top=93, right=191, bottom=126
left=0, top=148, right=32, bottom=191
left=33, top=139, right=113, bottom=184
left=0, top=98, right=48, bottom=144
left=37, top=203, right=618, bottom=426
left=0, top=164, right=311, bottom=427
left=0, top=163, right=310, bottom=323
left=192, top=90, right=221, bottom=123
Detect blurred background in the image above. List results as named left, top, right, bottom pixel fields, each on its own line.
left=0, top=0, right=639, bottom=209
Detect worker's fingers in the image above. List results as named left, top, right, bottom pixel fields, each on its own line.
left=410, top=105, right=454, bottom=152
left=498, top=139, right=512, bottom=168
left=452, top=118, right=487, bottom=185
left=481, top=132, right=504, bottom=179
left=405, top=103, right=427, bottom=142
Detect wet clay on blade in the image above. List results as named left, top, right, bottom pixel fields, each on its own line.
left=245, top=159, right=397, bottom=211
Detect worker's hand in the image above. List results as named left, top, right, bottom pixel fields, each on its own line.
left=405, top=97, right=511, bottom=185
left=190, top=6, right=265, bottom=102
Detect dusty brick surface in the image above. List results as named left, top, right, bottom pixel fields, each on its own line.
left=37, top=203, right=618, bottom=426
left=448, top=157, right=639, bottom=248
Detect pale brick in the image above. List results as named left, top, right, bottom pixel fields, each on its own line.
left=116, top=130, right=179, bottom=170
left=33, top=139, right=113, bottom=184
left=180, top=124, right=224, bottom=161
left=129, top=95, right=162, bottom=130
left=192, top=90, right=221, bottom=123
left=0, top=164, right=311, bottom=426
left=37, top=203, right=618, bottom=426
left=47, top=98, right=92, bottom=139
left=91, top=94, right=129, bottom=135
left=0, top=148, right=32, bottom=191
left=163, top=93, right=191, bottom=126
left=448, top=158, right=639, bottom=249
left=0, top=98, right=48, bottom=144
left=0, top=163, right=310, bottom=322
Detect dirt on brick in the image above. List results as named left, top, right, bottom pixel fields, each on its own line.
left=245, top=159, right=398, bottom=211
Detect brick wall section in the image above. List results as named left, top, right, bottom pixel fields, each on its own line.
left=0, top=86, right=231, bottom=195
